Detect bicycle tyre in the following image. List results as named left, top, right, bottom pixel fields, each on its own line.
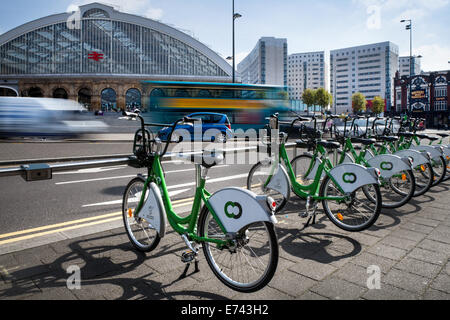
left=198, top=205, right=279, bottom=293
left=320, top=176, right=382, bottom=232
left=122, top=176, right=161, bottom=253
left=431, top=156, right=447, bottom=186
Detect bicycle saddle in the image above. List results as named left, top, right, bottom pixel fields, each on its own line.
left=351, top=138, right=377, bottom=146
left=375, top=136, right=399, bottom=143
left=317, top=140, right=340, bottom=150
left=416, top=134, right=439, bottom=142
left=398, top=132, right=414, bottom=138
left=296, top=140, right=315, bottom=149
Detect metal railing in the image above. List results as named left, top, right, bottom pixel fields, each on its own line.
left=0, top=142, right=298, bottom=181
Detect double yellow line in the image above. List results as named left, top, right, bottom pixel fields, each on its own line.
left=0, top=197, right=195, bottom=246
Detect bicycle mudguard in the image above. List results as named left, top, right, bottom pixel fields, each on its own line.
left=138, top=182, right=167, bottom=238
left=394, top=149, right=431, bottom=167
left=364, top=149, right=375, bottom=161
left=306, top=158, right=326, bottom=180
left=328, top=163, right=380, bottom=193
left=208, top=188, right=277, bottom=234
left=410, top=145, right=443, bottom=160
left=367, top=154, right=412, bottom=179
left=442, top=145, right=450, bottom=158
left=265, top=165, right=291, bottom=201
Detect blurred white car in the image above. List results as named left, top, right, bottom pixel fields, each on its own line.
left=0, top=97, right=109, bottom=138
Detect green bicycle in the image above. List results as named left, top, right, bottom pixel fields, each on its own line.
left=328, top=115, right=416, bottom=209
left=122, top=114, right=279, bottom=293
left=371, top=117, right=447, bottom=187
left=248, top=114, right=382, bottom=232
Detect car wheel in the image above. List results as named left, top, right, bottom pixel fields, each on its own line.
left=216, top=133, right=227, bottom=143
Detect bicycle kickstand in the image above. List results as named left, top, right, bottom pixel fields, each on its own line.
left=179, top=234, right=200, bottom=279
left=300, top=199, right=318, bottom=231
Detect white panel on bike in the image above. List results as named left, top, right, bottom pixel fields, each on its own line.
left=328, top=164, right=380, bottom=194
left=443, top=146, right=450, bottom=158
left=266, top=165, right=291, bottom=200
left=367, top=154, right=412, bottom=179
left=208, top=188, right=277, bottom=234
left=394, top=149, right=430, bottom=167
left=410, top=145, right=443, bottom=160
left=138, top=182, right=167, bottom=238
left=306, top=158, right=326, bottom=180
left=364, top=149, right=375, bottom=161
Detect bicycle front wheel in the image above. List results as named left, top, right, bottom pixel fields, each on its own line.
left=247, top=161, right=288, bottom=213
left=320, top=176, right=382, bottom=232
left=122, top=177, right=161, bottom=253
left=198, top=206, right=279, bottom=293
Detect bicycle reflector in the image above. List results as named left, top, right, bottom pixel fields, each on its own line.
left=266, top=196, right=277, bottom=212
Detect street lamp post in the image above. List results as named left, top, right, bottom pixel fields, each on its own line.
left=231, top=0, right=242, bottom=83
left=401, top=19, right=413, bottom=115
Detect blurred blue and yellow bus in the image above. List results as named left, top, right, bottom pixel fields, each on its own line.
left=140, top=81, right=290, bottom=131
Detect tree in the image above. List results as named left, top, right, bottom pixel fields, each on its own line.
left=352, top=92, right=367, bottom=114
left=371, top=96, right=385, bottom=115
left=302, top=89, right=316, bottom=114
left=315, top=88, right=333, bottom=114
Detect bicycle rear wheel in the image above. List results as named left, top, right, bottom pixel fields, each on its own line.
left=198, top=206, right=279, bottom=293
left=431, top=156, right=447, bottom=186
left=247, top=161, right=288, bottom=213
left=122, top=176, right=161, bottom=253
left=320, top=176, right=382, bottom=232
left=378, top=170, right=415, bottom=209
left=412, top=163, right=434, bottom=197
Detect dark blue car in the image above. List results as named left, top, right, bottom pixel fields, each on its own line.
left=158, top=113, right=233, bottom=143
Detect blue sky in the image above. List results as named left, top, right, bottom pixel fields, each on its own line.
left=1, top=0, right=449, bottom=72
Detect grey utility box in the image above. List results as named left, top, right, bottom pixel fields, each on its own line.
left=21, top=164, right=52, bottom=182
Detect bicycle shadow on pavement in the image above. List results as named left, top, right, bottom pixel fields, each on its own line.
left=274, top=199, right=363, bottom=265
left=0, top=231, right=229, bottom=300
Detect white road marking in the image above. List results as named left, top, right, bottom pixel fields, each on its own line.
left=53, top=166, right=128, bottom=175
left=80, top=172, right=248, bottom=208
left=55, top=165, right=229, bottom=185
left=82, top=188, right=191, bottom=208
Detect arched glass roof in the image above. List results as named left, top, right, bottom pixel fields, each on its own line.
left=0, top=3, right=231, bottom=78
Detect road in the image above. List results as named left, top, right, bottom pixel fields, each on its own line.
left=0, top=140, right=288, bottom=238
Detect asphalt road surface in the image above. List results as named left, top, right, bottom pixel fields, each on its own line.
left=0, top=140, right=287, bottom=236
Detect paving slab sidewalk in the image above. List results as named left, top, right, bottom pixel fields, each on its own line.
left=1, top=181, right=449, bottom=300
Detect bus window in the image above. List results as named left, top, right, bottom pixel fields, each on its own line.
left=198, top=89, right=212, bottom=98
left=175, top=89, right=191, bottom=98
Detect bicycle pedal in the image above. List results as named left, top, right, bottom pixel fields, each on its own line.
left=181, top=250, right=197, bottom=264
left=300, top=212, right=309, bottom=218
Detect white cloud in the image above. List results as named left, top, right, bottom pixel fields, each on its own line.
left=414, top=44, right=450, bottom=71
left=353, top=0, right=449, bottom=21
left=67, top=0, right=164, bottom=20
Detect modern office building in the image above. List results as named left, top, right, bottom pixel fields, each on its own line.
left=287, top=51, right=328, bottom=100
left=394, top=70, right=449, bottom=128
left=0, top=2, right=233, bottom=110
left=399, top=56, right=422, bottom=77
left=237, top=37, right=287, bottom=86
left=330, top=41, right=399, bottom=114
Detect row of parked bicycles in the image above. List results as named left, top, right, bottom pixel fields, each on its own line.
left=119, top=111, right=450, bottom=294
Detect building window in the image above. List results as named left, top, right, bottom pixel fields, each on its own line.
left=435, top=87, right=447, bottom=97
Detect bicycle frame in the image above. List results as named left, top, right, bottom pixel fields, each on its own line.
left=132, top=156, right=228, bottom=246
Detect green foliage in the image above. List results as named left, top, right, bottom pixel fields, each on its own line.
left=371, top=96, right=385, bottom=115
left=302, top=89, right=316, bottom=107
left=315, top=88, right=332, bottom=112
left=352, top=92, right=367, bottom=114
